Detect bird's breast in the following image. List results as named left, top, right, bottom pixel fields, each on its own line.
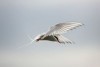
left=41, top=35, right=57, bottom=41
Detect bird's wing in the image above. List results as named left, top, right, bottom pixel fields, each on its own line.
left=56, top=34, right=73, bottom=44
left=42, top=22, right=83, bottom=38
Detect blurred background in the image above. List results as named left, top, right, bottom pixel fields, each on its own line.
left=0, top=0, right=100, bottom=67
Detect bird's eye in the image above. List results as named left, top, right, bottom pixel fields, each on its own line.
left=36, top=39, right=40, bottom=41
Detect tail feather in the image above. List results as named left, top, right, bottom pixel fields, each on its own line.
left=57, top=35, right=74, bottom=44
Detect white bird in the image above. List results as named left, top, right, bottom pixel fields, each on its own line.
left=33, top=22, right=83, bottom=44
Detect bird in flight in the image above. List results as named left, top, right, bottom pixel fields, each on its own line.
left=33, top=22, right=83, bottom=44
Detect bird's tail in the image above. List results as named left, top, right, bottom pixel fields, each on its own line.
left=57, top=35, right=74, bottom=44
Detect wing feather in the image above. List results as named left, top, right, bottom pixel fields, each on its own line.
left=41, top=22, right=83, bottom=39
left=48, top=22, right=83, bottom=35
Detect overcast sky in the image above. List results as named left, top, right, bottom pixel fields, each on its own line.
left=0, top=0, right=100, bottom=67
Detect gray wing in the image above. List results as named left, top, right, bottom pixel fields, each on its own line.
left=44, top=22, right=83, bottom=37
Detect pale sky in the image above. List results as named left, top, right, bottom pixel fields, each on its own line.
left=0, top=0, right=100, bottom=67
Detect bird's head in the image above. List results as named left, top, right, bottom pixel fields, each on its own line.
left=34, top=33, right=45, bottom=42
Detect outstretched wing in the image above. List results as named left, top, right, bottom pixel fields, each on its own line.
left=42, top=22, right=83, bottom=38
